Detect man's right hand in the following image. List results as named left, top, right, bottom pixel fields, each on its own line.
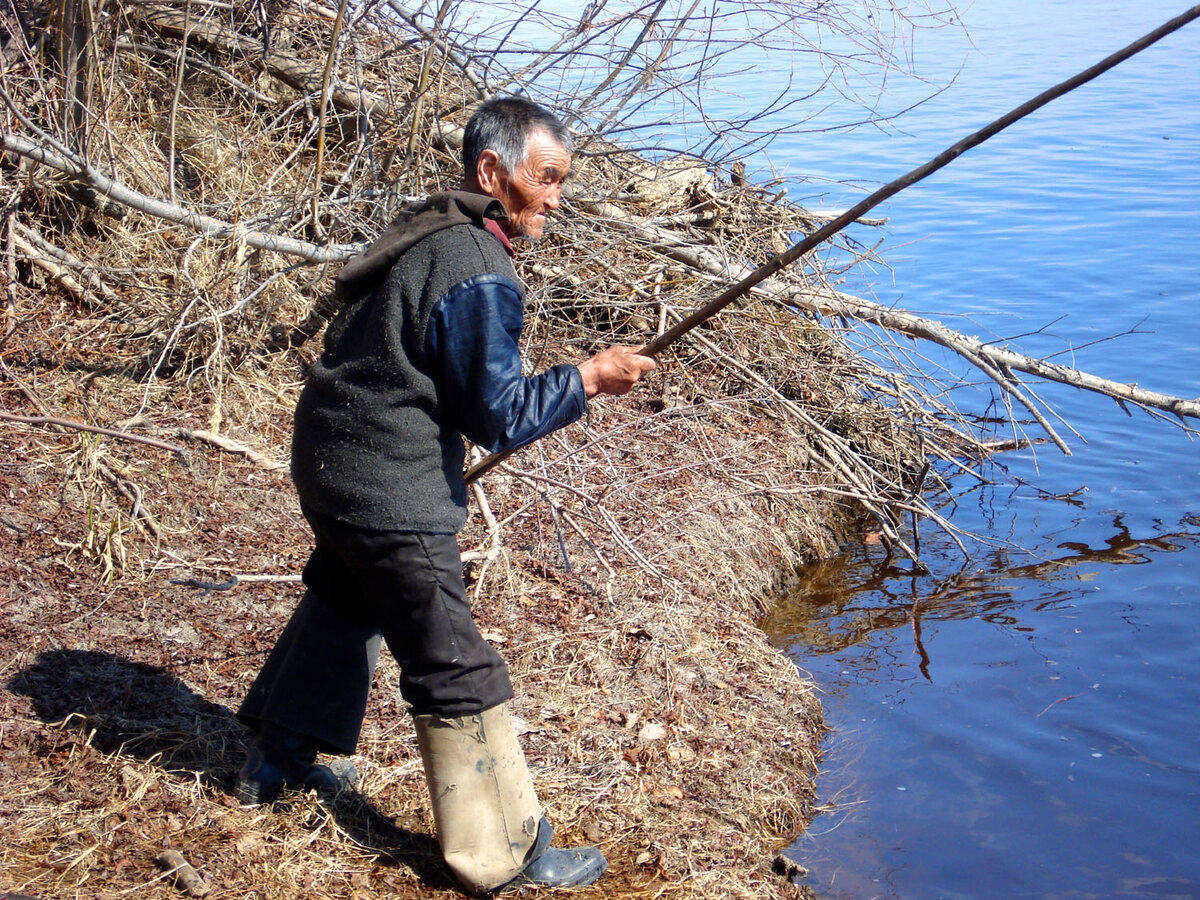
left=577, top=346, right=656, bottom=398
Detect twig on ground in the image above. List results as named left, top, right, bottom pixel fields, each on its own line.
left=174, top=428, right=287, bottom=470
left=0, top=411, right=188, bottom=455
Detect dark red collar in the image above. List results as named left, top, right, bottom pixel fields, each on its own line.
left=484, top=218, right=515, bottom=257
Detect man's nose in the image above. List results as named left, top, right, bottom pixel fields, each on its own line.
left=545, top=183, right=563, bottom=209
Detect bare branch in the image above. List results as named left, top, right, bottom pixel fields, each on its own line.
left=2, top=133, right=361, bottom=263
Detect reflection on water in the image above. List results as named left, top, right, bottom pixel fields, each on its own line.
left=767, top=514, right=1200, bottom=666
left=766, top=507, right=1200, bottom=900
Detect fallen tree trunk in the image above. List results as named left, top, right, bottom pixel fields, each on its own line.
left=1, top=133, right=359, bottom=264
left=564, top=189, right=1200, bottom=435
left=804, top=291, right=1200, bottom=426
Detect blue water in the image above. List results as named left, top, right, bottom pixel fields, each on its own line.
left=744, top=3, right=1200, bottom=898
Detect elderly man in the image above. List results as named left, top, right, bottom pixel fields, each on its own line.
left=234, top=96, right=655, bottom=893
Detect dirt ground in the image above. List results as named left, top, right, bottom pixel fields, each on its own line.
left=0, top=351, right=832, bottom=900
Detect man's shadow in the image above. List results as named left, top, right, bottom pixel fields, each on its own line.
left=6, top=649, right=450, bottom=887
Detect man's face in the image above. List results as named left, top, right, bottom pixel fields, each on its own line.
left=494, top=129, right=571, bottom=240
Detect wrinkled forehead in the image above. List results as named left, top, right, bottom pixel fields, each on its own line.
left=519, top=129, right=572, bottom=175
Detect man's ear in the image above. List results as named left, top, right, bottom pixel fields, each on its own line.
left=475, top=149, right=505, bottom=199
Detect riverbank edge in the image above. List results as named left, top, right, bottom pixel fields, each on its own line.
left=0, top=362, right=841, bottom=899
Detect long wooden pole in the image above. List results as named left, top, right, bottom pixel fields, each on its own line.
left=465, top=5, right=1200, bottom=484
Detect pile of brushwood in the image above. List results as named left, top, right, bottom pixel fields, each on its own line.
left=1, top=3, right=986, bottom=898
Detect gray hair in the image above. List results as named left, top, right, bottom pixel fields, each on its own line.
left=462, top=96, right=573, bottom=177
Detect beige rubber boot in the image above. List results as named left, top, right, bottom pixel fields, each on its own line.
left=414, top=704, right=542, bottom=894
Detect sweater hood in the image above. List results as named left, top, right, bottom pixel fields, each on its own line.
left=335, top=191, right=508, bottom=301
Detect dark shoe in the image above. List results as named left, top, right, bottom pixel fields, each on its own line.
left=235, top=725, right=356, bottom=806
left=497, top=818, right=607, bottom=892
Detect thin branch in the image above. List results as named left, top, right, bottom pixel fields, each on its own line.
left=0, top=411, right=189, bottom=455
left=310, top=0, right=352, bottom=241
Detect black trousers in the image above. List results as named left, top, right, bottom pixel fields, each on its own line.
left=237, top=506, right=513, bottom=755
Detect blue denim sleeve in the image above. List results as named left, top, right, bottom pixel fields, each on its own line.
left=427, top=273, right=587, bottom=453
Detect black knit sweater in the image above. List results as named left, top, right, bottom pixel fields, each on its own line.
left=291, top=192, right=584, bottom=533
